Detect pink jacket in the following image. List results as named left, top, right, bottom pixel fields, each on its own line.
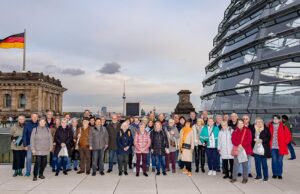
left=134, top=131, right=151, bottom=153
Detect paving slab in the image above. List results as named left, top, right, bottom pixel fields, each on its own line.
left=0, top=147, right=299, bottom=194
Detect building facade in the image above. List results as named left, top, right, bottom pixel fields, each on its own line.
left=0, top=71, right=67, bottom=117
left=201, top=0, right=300, bottom=132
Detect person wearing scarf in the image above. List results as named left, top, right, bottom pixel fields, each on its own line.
left=200, top=118, right=219, bottom=176
left=179, top=121, right=194, bottom=177
left=253, top=118, right=271, bottom=181
left=10, top=115, right=26, bottom=177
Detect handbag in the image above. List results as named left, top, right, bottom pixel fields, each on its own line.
left=182, top=143, right=191, bottom=150
left=58, top=146, right=69, bottom=157
left=238, top=147, right=248, bottom=163
left=253, top=142, right=264, bottom=155
left=231, top=129, right=246, bottom=156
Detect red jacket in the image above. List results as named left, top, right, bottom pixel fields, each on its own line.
left=232, top=127, right=253, bottom=155
left=268, top=122, right=292, bottom=155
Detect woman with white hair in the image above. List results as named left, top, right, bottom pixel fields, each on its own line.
left=31, top=117, right=53, bottom=181
left=218, top=121, right=234, bottom=179
left=116, top=121, right=133, bottom=176
left=10, top=115, right=26, bottom=177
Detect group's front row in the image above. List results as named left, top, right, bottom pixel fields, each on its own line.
left=10, top=114, right=292, bottom=184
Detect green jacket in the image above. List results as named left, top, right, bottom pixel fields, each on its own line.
left=284, top=121, right=293, bottom=134
left=200, top=125, right=219, bottom=148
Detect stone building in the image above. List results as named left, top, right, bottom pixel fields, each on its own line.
left=0, top=71, right=67, bottom=117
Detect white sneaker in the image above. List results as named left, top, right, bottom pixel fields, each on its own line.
left=208, top=170, right=213, bottom=176
left=212, top=171, right=216, bottom=176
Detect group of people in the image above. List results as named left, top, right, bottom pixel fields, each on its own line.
left=1, top=115, right=16, bottom=128
left=9, top=110, right=296, bottom=184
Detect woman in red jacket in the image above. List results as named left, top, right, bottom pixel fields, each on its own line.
left=268, top=115, right=292, bottom=180
left=231, top=119, right=253, bottom=184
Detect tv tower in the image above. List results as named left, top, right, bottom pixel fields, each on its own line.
left=122, top=80, right=126, bottom=116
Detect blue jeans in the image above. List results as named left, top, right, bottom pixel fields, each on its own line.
left=151, top=153, right=156, bottom=168
left=288, top=142, right=296, bottom=159
left=154, top=154, right=166, bottom=173
left=239, top=155, right=252, bottom=174
left=254, top=154, right=268, bottom=179
left=146, top=153, right=150, bottom=167
left=25, top=146, right=32, bottom=174
left=108, top=150, right=117, bottom=170
left=57, top=156, right=68, bottom=173
left=206, top=148, right=218, bottom=171
left=73, top=160, right=79, bottom=169
left=92, top=149, right=104, bottom=172
left=272, top=149, right=283, bottom=176
left=52, top=154, right=58, bottom=171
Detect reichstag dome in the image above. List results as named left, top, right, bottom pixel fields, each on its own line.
left=201, top=0, right=300, bottom=125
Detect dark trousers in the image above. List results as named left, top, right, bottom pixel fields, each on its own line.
left=79, top=148, right=91, bottom=172
left=206, top=148, right=218, bottom=171
left=33, top=155, right=47, bottom=177
left=165, top=153, right=170, bottom=170
left=118, top=154, right=129, bottom=172
left=50, top=151, right=53, bottom=167
left=222, top=159, right=233, bottom=177
left=168, top=152, right=176, bottom=171
left=288, top=142, right=296, bottom=159
left=194, top=145, right=205, bottom=170
left=254, top=154, right=268, bottom=179
left=182, top=161, right=192, bottom=172
left=136, top=153, right=147, bottom=174
left=92, top=149, right=104, bottom=173
left=12, top=150, right=26, bottom=170
left=108, top=149, right=117, bottom=170
left=128, top=153, right=133, bottom=168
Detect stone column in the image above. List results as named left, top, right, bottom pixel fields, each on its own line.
left=37, top=86, right=43, bottom=112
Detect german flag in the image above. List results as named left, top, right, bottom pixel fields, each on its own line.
left=0, top=33, right=24, bottom=49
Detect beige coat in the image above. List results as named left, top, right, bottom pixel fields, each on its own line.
left=179, top=129, right=194, bottom=162
left=10, top=123, right=25, bottom=150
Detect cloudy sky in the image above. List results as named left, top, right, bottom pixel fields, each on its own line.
left=0, top=0, right=230, bottom=114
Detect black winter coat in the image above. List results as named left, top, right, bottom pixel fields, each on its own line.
left=150, top=130, right=169, bottom=155
left=54, top=126, right=74, bottom=156
left=256, top=127, right=271, bottom=158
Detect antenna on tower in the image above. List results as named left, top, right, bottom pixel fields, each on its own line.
left=122, top=80, right=126, bottom=116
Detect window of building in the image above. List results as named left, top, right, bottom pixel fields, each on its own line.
left=4, top=94, right=12, bottom=108
left=19, top=94, right=26, bottom=109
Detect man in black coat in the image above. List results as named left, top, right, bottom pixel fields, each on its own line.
left=54, top=119, right=73, bottom=176
left=106, top=114, right=121, bottom=173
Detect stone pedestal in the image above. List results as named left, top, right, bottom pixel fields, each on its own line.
left=174, top=90, right=195, bottom=115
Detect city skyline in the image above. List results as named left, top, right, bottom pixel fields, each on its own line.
left=0, top=0, right=230, bottom=113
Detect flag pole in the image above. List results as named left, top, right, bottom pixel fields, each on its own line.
left=22, top=29, right=26, bottom=72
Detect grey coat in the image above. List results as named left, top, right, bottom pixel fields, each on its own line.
left=89, top=125, right=109, bottom=150
left=165, top=126, right=179, bottom=152
left=30, top=126, right=53, bottom=156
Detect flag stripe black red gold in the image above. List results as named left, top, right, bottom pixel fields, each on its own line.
left=0, top=33, right=24, bottom=49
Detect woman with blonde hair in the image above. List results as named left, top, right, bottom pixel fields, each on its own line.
left=179, top=121, right=194, bottom=177
left=192, top=118, right=205, bottom=173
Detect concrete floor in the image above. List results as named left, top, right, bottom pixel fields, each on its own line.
left=0, top=148, right=299, bottom=194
